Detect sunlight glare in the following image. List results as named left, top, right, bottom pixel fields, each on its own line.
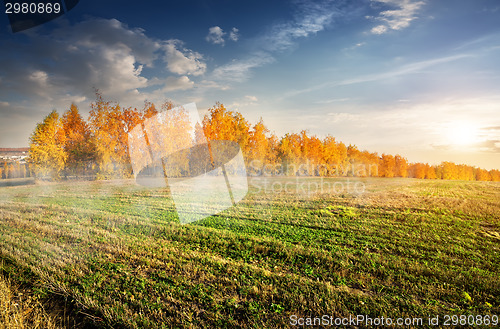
left=445, top=122, right=479, bottom=146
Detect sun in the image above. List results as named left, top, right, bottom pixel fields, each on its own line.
left=445, top=122, right=479, bottom=146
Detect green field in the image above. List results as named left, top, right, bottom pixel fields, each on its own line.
left=0, top=177, right=499, bottom=328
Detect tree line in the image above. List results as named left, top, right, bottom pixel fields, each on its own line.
left=8, top=93, right=498, bottom=182
left=0, top=161, right=29, bottom=179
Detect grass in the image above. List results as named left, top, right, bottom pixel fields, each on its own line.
left=0, top=177, right=499, bottom=328
left=0, top=178, right=35, bottom=188
left=0, top=272, right=61, bottom=329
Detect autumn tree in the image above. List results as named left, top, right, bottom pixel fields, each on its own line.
left=20, top=162, right=26, bottom=178
left=144, top=105, right=193, bottom=177
left=278, top=133, right=303, bottom=175
left=367, top=152, right=380, bottom=177
left=62, top=104, right=96, bottom=176
left=89, top=95, right=123, bottom=177
left=7, top=163, right=14, bottom=179
left=247, top=119, right=271, bottom=175
left=457, top=164, right=474, bottom=181
left=298, top=130, right=311, bottom=173
left=409, top=163, right=426, bottom=179
left=203, top=103, right=250, bottom=153
left=394, top=155, right=408, bottom=177
left=28, top=110, right=66, bottom=179
left=379, top=154, right=396, bottom=178
left=11, top=162, right=21, bottom=178
left=475, top=168, right=491, bottom=181
left=1, top=161, right=8, bottom=179
left=323, top=136, right=347, bottom=176
left=265, top=133, right=280, bottom=175
left=441, top=162, right=457, bottom=180
left=489, top=169, right=500, bottom=181
left=434, top=164, right=443, bottom=179
left=89, top=92, right=143, bottom=178
left=425, top=164, right=437, bottom=179
left=346, top=144, right=362, bottom=176
left=304, top=134, right=324, bottom=176
left=350, top=150, right=379, bottom=177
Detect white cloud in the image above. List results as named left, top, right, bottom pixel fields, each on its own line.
left=162, top=76, right=194, bottom=92
left=212, top=53, right=274, bottom=82
left=163, top=40, right=206, bottom=76
left=337, top=54, right=472, bottom=86
left=326, top=112, right=361, bottom=123
left=342, top=42, right=366, bottom=51
left=206, top=26, right=240, bottom=45
left=206, top=26, right=226, bottom=45
left=229, top=28, right=239, bottom=42
left=371, top=24, right=388, bottom=34
left=198, top=80, right=230, bottom=91
left=230, top=95, right=259, bottom=109
left=316, top=98, right=350, bottom=104
left=261, top=2, right=337, bottom=52
left=95, top=48, right=149, bottom=94
left=29, top=70, right=48, bottom=84
left=369, top=0, right=426, bottom=34
left=54, top=18, right=161, bottom=66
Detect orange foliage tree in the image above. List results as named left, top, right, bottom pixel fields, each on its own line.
left=61, top=104, right=96, bottom=176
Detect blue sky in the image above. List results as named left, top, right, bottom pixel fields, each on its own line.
left=1, top=0, right=499, bottom=169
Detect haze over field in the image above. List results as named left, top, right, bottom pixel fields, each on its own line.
left=1, top=0, right=499, bottom=169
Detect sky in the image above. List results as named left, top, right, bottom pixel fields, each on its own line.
left=1, top=0, right=499, bottom=169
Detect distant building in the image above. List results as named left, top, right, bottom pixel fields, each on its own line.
left=0, top=148, right=29, bottom=163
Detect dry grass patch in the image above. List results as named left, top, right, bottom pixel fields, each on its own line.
left=0, top=274, right=60, bottom=329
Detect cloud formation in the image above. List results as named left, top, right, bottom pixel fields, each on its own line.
left=212, top=52, right=274, bottom=82
left=0, top=18, right=159, bottom=109
left=477, top=140, right=500, bottom=153
left=206, top=26, right=225, bottom=45
left=0, top=18, right=208, bottom=105
left=205, top=26, right=240, bottom=45
left=229, top=28, right=239, bottom=42
left=0, top=17, right=211, bottom=146
left=260, top=0, right=339, bottom=52
left=230, top=95, right=259, bottom=110
left=212, top=0, right=341, bottom=83
left=163, top=40, right=206, bottom=76
left=162, top=76, right=195, bottom=92
left=370, top=0, right=426, bottom=34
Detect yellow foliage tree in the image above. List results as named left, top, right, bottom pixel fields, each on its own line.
left=323, top=136, right=347, bottom=176
left=28, top=110, right=66, bottom=179
left=247, top=119, right=271, bottom=175
left=394, top=155, right=408, bottom=177
left=203, top=103, right=250, bottom=153
left=379, top=154, right=395, bottom=178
